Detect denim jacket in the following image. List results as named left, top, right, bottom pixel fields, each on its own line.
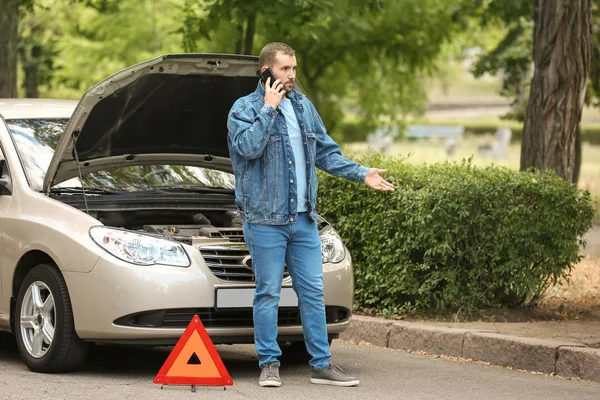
left=227, top=81, right=369, bottom=225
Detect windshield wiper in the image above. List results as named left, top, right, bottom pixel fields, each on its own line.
left=155, top=186, right=234, bottom=194
left=49, top=186, right=119, bottom=195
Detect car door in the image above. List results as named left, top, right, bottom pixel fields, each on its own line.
left=0, top=124, right=14, bottom=325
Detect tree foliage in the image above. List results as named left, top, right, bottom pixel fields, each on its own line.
left=463, top=0, right=534, bottom=120
left=49, top=0, right=183, bottom=97
left=3, top=0, right=184, bottom=99
left=587, top=1, right=600, bottom=107
left=467, top=0, right=600, bottom=119
left=181, top=0, right=466, bottom=134
left=18, top=1, right=62, bottom=97
left=3, top=0, right=529, bottom=138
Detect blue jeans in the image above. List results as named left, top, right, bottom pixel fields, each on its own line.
left=243, top=213, right=331, bottom=370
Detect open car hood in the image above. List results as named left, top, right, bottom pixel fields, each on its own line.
left=42, top=54, right=263, bottom=193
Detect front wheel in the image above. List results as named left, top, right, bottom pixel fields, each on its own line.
left=15, top=263, right=88, bottom=372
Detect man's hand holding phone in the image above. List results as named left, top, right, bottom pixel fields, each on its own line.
left=261, top=68, right=286, bottom=109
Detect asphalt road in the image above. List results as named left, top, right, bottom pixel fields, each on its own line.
left=1, top=332, right=599, bottom=400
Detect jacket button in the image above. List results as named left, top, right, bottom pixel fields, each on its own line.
left=290, top=180, right=294, bottom=183
left=289, top=161, right=293, bottom=165
left=290, top=199, right=294, bottom=202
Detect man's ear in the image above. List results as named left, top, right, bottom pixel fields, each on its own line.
left=260, top=66, right=267, bottom=72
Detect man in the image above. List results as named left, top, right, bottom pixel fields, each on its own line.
left=227, top=42, right=394, bottom=388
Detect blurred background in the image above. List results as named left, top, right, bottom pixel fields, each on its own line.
left=1, top=0, right=599, bottom=217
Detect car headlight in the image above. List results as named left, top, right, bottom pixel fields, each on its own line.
left=89, top=227, right=190, bottom=267
left=320, top=225, right=346, bottom=263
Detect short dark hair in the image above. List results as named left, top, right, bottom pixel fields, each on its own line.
left=259, top=42, right=295, bottom=68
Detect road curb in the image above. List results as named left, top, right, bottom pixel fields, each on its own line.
left=556, top=346, right=600, bottom=382
left=340, top=315, right=600, bottom=383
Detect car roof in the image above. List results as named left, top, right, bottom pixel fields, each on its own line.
left=0, top=98, right=77, bottom=120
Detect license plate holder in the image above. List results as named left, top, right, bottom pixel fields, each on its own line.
left=215, top=287, right=298, bottom=310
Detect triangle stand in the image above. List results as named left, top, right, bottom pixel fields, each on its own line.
left=154, top=314, right=233, bottom=391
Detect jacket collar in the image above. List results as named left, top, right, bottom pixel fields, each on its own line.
left=254, top=81, right=301, bottom=102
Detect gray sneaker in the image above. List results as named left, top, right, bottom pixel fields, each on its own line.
left=310, top=364, right=360, bottom=387
left=259, top=363, right=282, bottom=387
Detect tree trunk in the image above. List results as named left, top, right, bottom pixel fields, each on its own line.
left=520, top=0, right=592, bottom=184
left=574, top=124, right=582, bottom=183
left=243, top=12, right=256, bottom=55
left=22, top=45, right=41, bottom=98
left=0, top=0, right=20, bottom=98
left=234, top=24, right=243, bottom=54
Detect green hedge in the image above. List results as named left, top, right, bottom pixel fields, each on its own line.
left=317, top=155, right=595, bottom=315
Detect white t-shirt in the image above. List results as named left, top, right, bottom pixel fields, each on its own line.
left=279, top=98, right=308, bottom=212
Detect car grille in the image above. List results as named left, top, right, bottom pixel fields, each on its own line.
left=199, top=244, right=290, bottom=282
left=114, top=306, right=350, bottom=328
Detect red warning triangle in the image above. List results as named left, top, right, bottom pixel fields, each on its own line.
left=154, top=315, right=233, bottom=386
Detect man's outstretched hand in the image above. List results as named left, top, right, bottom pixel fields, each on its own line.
left=364, top=168, right=395, bottom=192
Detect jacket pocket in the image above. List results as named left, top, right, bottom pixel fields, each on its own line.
left=306, top=131, right=317, bottom=160
left=266, top=134, right=282, bottom=161
left=265, top=135, right=283, bottom=215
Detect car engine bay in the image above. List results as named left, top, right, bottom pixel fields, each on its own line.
left=94, top=209, right=244, bottom=246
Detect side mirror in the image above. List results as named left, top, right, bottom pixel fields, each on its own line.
left=0, top=159, right=12, bottom=196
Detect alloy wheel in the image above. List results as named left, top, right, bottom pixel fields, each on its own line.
left=19, top=281, right=56, bottom=358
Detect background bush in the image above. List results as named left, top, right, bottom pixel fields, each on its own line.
left=317, top=155, right=595, bottom=315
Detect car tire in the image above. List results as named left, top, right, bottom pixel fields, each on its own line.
left=15, top=263, right=88, bottom=373
left=281, top=338, right=333, bottom=364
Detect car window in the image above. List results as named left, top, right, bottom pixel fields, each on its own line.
left=6, top=118, right=235, bottom=192
left=6, top=119, right=61, bottom=191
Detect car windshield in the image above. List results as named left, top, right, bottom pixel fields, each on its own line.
left=6, top=118, right=235, bottom=192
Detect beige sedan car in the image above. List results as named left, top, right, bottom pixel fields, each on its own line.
left=0, top=54, right=354, bottom=373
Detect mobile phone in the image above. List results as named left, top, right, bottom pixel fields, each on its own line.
left=259, top=67, right=278, bottom=86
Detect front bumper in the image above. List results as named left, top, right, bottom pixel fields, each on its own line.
left=63, top=246, right=354, bottom=344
